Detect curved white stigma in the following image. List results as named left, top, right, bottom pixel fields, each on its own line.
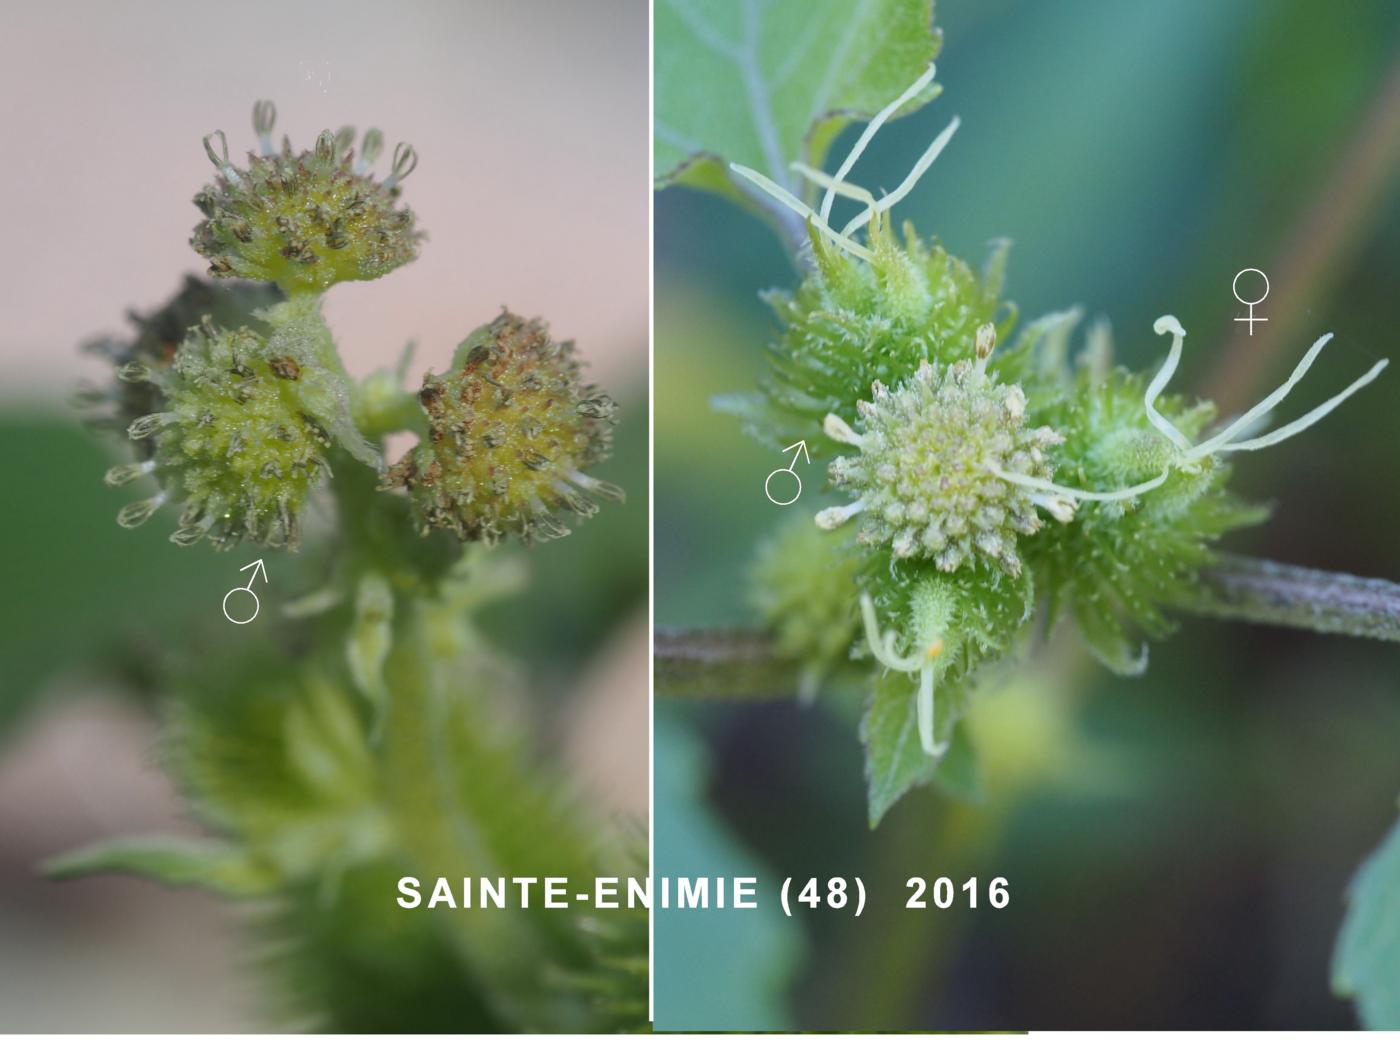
left=1142, top=316, right=1390, bottom=462
left=989, top=463, right=1170, bottom=506
left=792, top=163, right=879, bottom=218
left=729, top=64, right=957, bottom=264
left=729, top=163, right=874, bottom=261
left=838, top=117, right=960, bottom=238
left=859, top=594, right=948, bottom=758
left=1005, top=315, right=1388, bottom=518
left=819, top=63, right=937, bottom=226
left=1144, top=315, right=1194, bottom=452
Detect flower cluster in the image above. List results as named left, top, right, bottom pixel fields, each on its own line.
left=108, top=311, right=338, bottom=549
left=740, top=65, right=1388, bottom=759
left=79, top=275, right=284, bottom=443
left=70, top=97, right=644, bottom=1033
left=816, top=325, right=1062, bottom=576
left=383, top=311, right=622, bottom=544
left=191, top=101, right=423, bottom=293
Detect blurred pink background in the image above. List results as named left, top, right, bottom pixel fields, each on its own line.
left=0, top=0, right=647, bottom=1031
left=0, top=0, right=647, bottom=397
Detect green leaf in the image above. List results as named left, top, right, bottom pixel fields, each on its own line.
left=43, top=835, right=277, bottom=896
left=654, top=0, right=942, bottom=198
left=860, top=671, right=975, bottom=826
left=1333, top=809, right=1400, bottom=1029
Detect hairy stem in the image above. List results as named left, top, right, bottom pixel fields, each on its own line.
left=1184, top=553, right=1400, bottom=642
left=656, top=555, right=1400, bottom=699
left=653, top=626, right=797, bottom=699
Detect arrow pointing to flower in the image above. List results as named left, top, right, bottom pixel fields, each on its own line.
left=782, top=440, right=810, bottom=472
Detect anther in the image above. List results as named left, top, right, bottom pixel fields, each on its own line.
left=823, top=412, right=866, bottom=448
left=383, top=143, right=418, bottom=190
left=202, top=130, right=240, bottom=184
left=104, top=460, right=156, bottom=487
left=116, top=361, right=153, bottom=384
left=567, top=469, right=624, bottom=502
left=127, top=412, right=176, bottom=440
left=355, top=129, right=384, bottom=175
left=252, top=100, right=277, bottom=155
left=815, top=499, right=865, bottom=530
left=117, top=492, right=167, bottom=528
left=975, top=322, right=996, bottom=360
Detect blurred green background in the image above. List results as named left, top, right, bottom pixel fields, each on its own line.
left=655, top=0, right=1400, bottom=1031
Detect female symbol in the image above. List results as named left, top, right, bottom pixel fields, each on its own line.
left=1232, top=268, right=1270, bottom=336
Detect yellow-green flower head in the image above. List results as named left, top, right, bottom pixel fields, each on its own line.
left=817, top=324, right=1062, bottom=576
left=383, top=311, right=622, bottom=545
left=109, top=315, right=338, bottom=549
left=191, top=101, right=423, bottom=294
left=79, top=276, right=283, bottom=444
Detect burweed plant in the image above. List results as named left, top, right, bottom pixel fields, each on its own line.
left=730, top=63, right=1386, bottom=761
left=59, top=102, right=644, bottom=1033
left=655, top=2, right=1400, bottom=1026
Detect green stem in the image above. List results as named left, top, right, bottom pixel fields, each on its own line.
left=656, top=555, right=1400, bottom=699
left=653, top=626, right=797, bottom=699
left=379, top=601, right=584, bottom=1031
left=1184, top=553, right=1400, bottom=643
left=652, top=627, right=795, bottom=700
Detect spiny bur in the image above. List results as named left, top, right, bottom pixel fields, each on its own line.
left=731, top=218, right=1011, bottom=455
left=383, top=311, right=621, bottom=544
left=750, top=513, right=867, bottom=701
left=192, top=101, right=422, bottom=293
